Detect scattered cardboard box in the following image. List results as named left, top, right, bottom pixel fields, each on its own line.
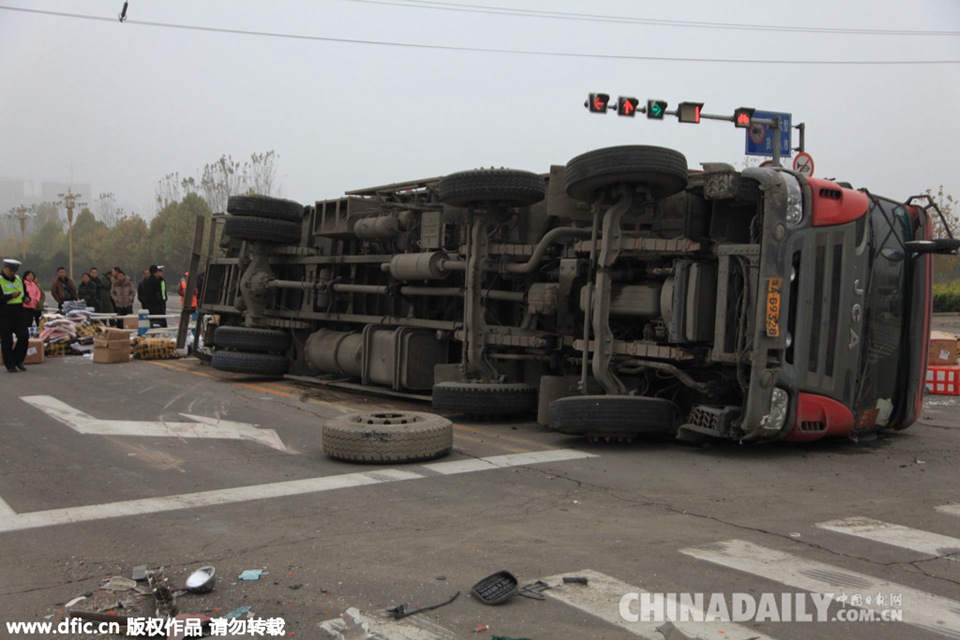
left=93, top=348, right=130, bottom=364
left=93, top=327, right=132, bottom=364
left=928, top=331, right=959, bottom=366
left=24, top=337, right=44, bottom=364
left=1, top=337, right=44, bottom=365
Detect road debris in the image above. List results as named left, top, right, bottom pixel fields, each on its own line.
left=517, top=580, right=551, bottom=600
left=471, top=571, right=518, bottom=605
left=147, top=568, right=179, bottom=618
left=387, top=591, right=460, bottom=619
left=184, top=565, right=216, bottom=594
left=238, top=569, right=264, bottom=581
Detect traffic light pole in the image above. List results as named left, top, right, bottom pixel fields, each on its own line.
left=696, top=111, right=782, bottom=167
left=586, top=95, right=800, bottom=168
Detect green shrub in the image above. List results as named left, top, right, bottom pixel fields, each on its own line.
left=933, top=280, right=960, bottom=312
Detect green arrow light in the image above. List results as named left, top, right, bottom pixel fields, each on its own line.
left=646, top=99, right=667, bottom=120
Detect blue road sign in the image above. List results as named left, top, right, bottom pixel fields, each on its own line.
left=745, top=110, right=792, bottom=158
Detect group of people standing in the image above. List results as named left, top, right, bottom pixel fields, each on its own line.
left=0, top=260, right=172, bottom=373
left=53, top=264, right=170, bottom=328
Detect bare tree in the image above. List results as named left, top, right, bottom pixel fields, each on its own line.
left=157, top=151, right=282, bottom=213
left=247, top=150, right=280, bottom=196
left=155, top=172, right=184, bottom=211
left=926, top=186, right=959, bottom=282
left=94, top=192, right=125, bottom=226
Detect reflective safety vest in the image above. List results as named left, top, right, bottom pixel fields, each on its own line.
left=1, top=275, right=24, bottom=305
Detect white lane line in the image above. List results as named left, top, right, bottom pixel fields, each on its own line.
left=936, top=504, right=960, bottom=518
left=817, top=517, right=960, bottom=560
left=681, top=539, right=960, bottom=639
left=0, top=496, right=15, bottom=518
left=0, top=449, right=594, bottom=533
left=540, top=569, right=780, bottom=640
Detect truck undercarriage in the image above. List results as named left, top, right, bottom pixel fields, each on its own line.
left=197, top=145, right=936, bottom=444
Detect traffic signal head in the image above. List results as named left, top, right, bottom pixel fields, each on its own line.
left=734, top=107, right=755, bottom=128
left=646, top=99, right=667, bottom=119
left=677, top=102, right=703, bottom=124
left=617, top=97, right=639, bottom=117
left=587, top=93, right=610, bottom=113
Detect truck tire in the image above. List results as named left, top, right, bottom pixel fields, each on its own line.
left=213, top=326, right=291, bottom=354
left=223, top=215, right=301, bottom=245
left=547, top=395, right=676, bottom=440
left=227, top=195, right=305, bottom=222
left=211, top=350, right=290, bottom=377
left=432, top=382, right=538, bottom=417
left=438, top=169, right=545, bottom=208
left=564, top=145, right=688, bottom=203
left=322, top=411, right=453, bottom=463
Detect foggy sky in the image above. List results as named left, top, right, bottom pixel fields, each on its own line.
left=1, top=0, right=958, bottom=219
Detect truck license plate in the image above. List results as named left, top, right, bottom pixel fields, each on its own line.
left=766, top=277, right=782, bottom=337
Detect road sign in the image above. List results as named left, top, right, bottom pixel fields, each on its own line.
left=745, top=110, right=791, bottom=158
left=793, top=152, right=815, bottom=177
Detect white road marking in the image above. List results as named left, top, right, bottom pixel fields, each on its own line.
left=817, top=517, right=960, bottom=560
left=540, top=569, right=779, bottom=639
left=0, top=449, right=594, bottom=533
left=936, top=504, right=960, bottom=518
left=681, top=539, right=960, bottom=639
left=318, top=607, right=456, bottom=640
left=0, top=496, right=15, bottom=518
left=21, top=395, right=288, bottom=452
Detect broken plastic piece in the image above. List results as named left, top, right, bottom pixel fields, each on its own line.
left=225, top=605, right=252, bottom=619
left=471, top=570, right=518, bottom=605
left=100, top=576, right=138, bottom=591
left=518, top=580, right=550, bottom=600
left=147, top=568, right=179, bottom=619
left=238, top=569, right=263, bottom=581
left=386, top=591, right=460, bottom=619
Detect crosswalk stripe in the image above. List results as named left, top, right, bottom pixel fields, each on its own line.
left=681, top=539, right=960, bottom=639
left=817, top=517, right=960, bottom=560
left=540, top=569, right=780, bottom=639
left=936, top=504, right=960, bottom=518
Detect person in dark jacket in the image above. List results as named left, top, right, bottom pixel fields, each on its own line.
left=137, top=267, right=150, bottom=310
left=51, top=266, right=78, bottom=313
left=78, top=272, right=99, bottom=311
left=89, top=266, right=114, bottom=314
left=141, top=264, right=168, bottom=328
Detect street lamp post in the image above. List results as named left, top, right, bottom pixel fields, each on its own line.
left=5, top=205, right=34, bottom=260
left=58, top=189, right=86, bottom=281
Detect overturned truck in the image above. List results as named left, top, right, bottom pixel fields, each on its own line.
left=198, top=145, right=950, bottom=443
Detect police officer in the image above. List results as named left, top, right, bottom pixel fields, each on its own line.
left=0, top=258, right=29, bottom=372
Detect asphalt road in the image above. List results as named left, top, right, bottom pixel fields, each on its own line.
left=0, top=344, right=958, bottom=640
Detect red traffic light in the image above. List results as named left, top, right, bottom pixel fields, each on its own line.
left=677, top=102, right=703, bottom=124
left=617, top=97, right=639, bottom=117
left=734, top=107, right=755, bottom=128
left=587, top=93, right=610, bottom=113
